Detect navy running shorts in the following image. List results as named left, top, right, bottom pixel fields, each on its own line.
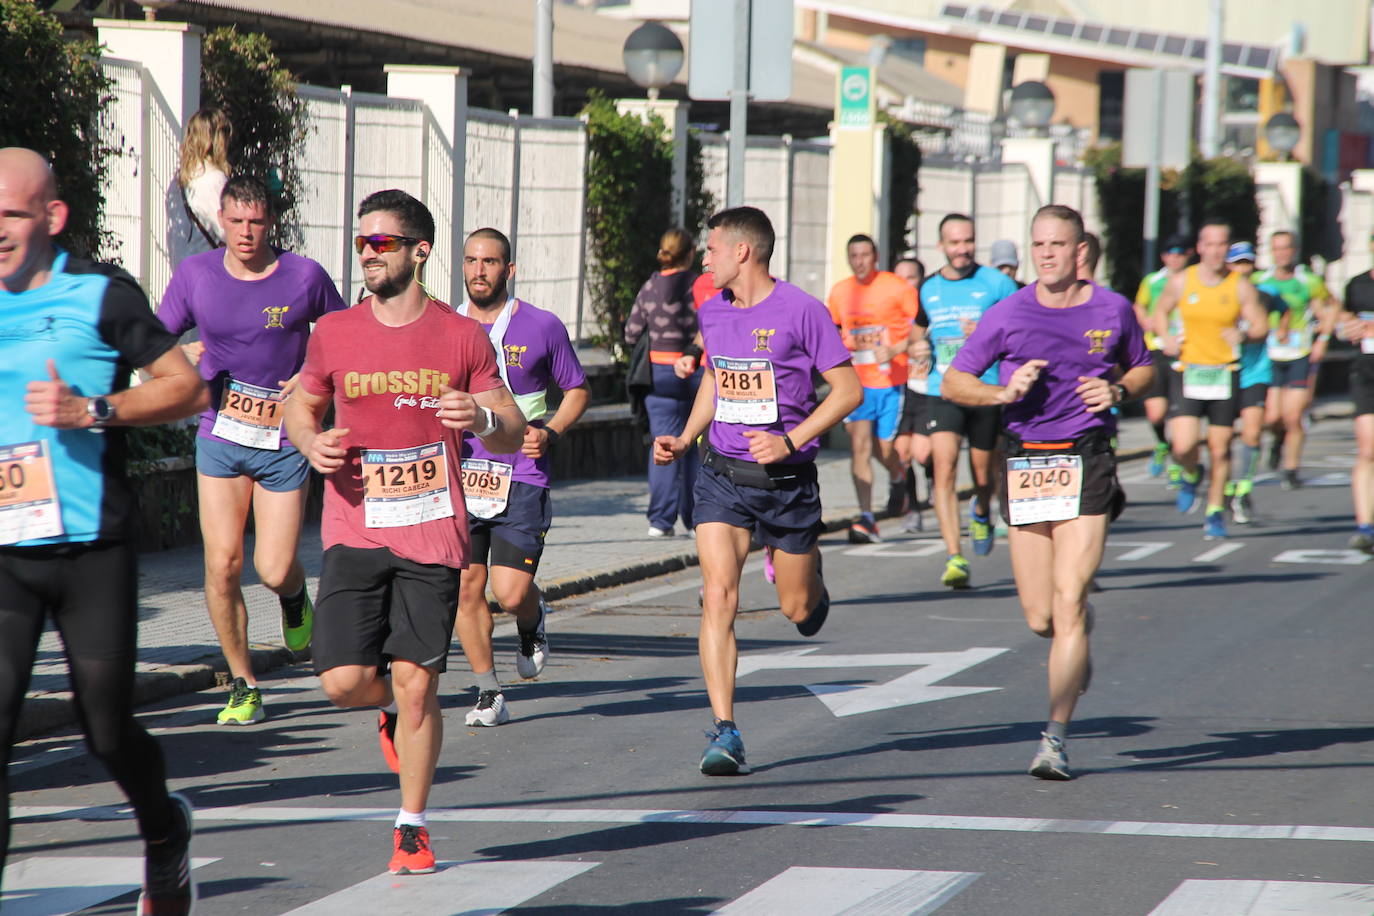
left=466, top=480, right=553, bottom=574
left=693, top=460, right=822, bottom=554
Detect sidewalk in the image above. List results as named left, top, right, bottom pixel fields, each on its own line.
left=11, top=406, right=1249, bottom=739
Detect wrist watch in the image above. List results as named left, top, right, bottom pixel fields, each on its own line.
left=1110, top=383, right=1127, bottom=405
left=86, top=396, right=116, bottom=427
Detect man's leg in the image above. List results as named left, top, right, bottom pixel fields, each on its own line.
left=696, top=521, right=753, bottom=724
left=249, top=483, right=307, bottom=598
left=197, top=472, right=257, bottom=685
left=846, top=418, right=876, bottom=515
left=1169, top=415, right=1201, bottom=475
left=0, top=555, right=54, bottom=868
left=455, top=562, right=495, bottom=675
left=968, top=444, right=996, bottom=518
left=1352, top=413, right=1374, bottom=546
left=390, top=660, right=442, bottom=816
left=771, top=547, right=824, bottom=625
left=1280, top=384, right=1307, bottom=475
left=930, top=430, right=964, bottom=557
left=1205, top=425, right=1234, bottom=513
left=1043, top=515, right=1108, bottom=726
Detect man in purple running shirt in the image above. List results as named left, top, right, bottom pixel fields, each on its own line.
left=944, top=205, right=1153, bottom=781
left=654, top=206, right=860, bottom=776
left=159, top=175, right=346, bottom=725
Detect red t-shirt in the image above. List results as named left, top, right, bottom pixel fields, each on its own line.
left=692, top=272, right=716, bottom=309
left=298, top=297, right=504, bottom=568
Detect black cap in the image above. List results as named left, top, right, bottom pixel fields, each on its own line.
left=1163, top=233, right=1192, bottom=253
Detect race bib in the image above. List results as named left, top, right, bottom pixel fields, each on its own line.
left=713, top=356, right=778, bottom=425
left=1182, top=364, right=1233, bottom=401
left=933, top=336, right=965, bottom=367
left=361, top=441, right=454, bottom=529
left=460, top=458, right=513, bottom=519
left=211, top=379, right=285, bottom=450
left=849, top=325, right=886, bottom=366
left=1006, top=454, right=1083, bottom=526
left=1360, top=313, right=1374, bottom=354
left=0, top=441, right=64, bottom=545
left=1267, top=328, right=1311, bottom=362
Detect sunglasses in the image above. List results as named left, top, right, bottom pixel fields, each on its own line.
left=355, top=233, right=421, bottom=254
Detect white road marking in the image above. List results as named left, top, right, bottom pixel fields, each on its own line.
left=1273, top=548, right=1371, bottom=565
left=1149, top=879, right=1374, bottom=915
left=1105, top=540, right=1172, bottom=561
left=1, top=856, right=219, bottom=916
left=16, top=805, right=1374, bottom=844
left=712, top=866, right=979, bottom=915
left=1192, top=543, right=1244, bottom=563
left=280, top=859, right=598, bottom=914
left=843, top=541, right=947, bottom=558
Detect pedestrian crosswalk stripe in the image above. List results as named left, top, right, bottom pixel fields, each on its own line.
left=712, top=867, right=979, bottom=915
left=14, top=804, right=1374, bottom=844
left=1148, top=879, right=1374, bottom=915
left=0, top=855, right=219, bottom=916
left=1192, top=543, right=1244, bottom=563
left=279, top=859, right=599, bottom=914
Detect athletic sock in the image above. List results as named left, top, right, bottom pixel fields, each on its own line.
left=1206, top=503, right=1224, bottom=515
left=1238, top=443, right=1259, bottom=482
left=905, top=466, right=918, bottom=504
left=1151, top=420, right=1167, bottom=445
left=1183, top=468, right=1201, bottom=484
left=475, top=669, right=501, bottom=693
left=1044, top=720, right=1068, bottom=742
left=395, top=809, right=427, bottom=829
left=279, top=584, right=306, bottom=614
left=1235, top=478, right=1253, bottom=498
left=860, top=511, right=876, bottom=524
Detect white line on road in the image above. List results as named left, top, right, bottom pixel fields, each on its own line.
left=1149, top=879, right=1374, bottom=915
left=1273, top=549, right=1371, bottom=565
left=712, top=866, right=980, bottom=915
left=843, top=541, right=947, bottom=558
left=280, top=859, right=599, bottom=914
left=1, top=856, right=219, bottom=916
left=15, top=805, right=1374, bottom=844
left=1192, top=543, right=1244, bottom=563
left=1105, top=541, right=1173, bottom=561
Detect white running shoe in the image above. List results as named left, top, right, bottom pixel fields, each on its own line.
left=1028, top=733, right=1072, bottom=780
left=515, top=598, right=550, bottom=679
left=464, top=690, right=509, bottom=727
left=899, top=509, right=923, bottom=533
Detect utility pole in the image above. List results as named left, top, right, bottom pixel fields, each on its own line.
left=1199, top=0, right=1223, bottom=158
left=533, top=0, right=554, bottom=117
left=726, top=0, right=751, bottom=206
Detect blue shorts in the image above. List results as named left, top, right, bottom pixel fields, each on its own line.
left=693, top=461, right=822, bottom=554
left=1270, top=357, right=1311, bottom=389
left=195, top=436, right=309, bottom=492
left=844, top=386, right=903, bottom=440
left=466, top=481, right=553, bottom=573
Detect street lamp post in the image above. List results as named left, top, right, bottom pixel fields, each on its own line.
left=622, top=22, right=684, bottom=102
left=1008, top=80, right=1056, bottom=136
left=1264, top=112, right=1301, bottom=162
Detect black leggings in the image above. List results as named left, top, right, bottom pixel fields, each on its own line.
left=0, top=540, right=174, bottom=869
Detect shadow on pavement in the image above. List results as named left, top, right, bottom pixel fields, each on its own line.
left=1116, top=724, right=1374, bottom=770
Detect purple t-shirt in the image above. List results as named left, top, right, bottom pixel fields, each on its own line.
left=158, top=249, right=347, bottom=442
left=461, top=300, right=587, bottom=489
left=950, top=282, right=1151, bottom=440
left=700, top=280, right=851, bottom=463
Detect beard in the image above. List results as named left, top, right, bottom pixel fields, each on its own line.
left=466, top=273, right=508, bottom=308
left=363, top=261, right=413, bottom=299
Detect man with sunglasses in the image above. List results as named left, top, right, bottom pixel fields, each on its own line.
left=453, top=227, right=589, bottom=727
left=287, top=190, right=525, bottom=874
left=158, top=175, right=346, bottom=726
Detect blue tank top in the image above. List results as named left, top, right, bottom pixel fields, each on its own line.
left=920, top=264, right=1018, bottom=396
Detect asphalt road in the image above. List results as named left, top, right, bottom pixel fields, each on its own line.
left=6, top=418, right=1373, bottom=915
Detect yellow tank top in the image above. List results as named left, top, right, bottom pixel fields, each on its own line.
left=1178, top=266, right=1241, bottom=366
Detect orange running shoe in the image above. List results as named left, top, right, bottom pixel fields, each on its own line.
left=389, top=824, right=436, bottom=875
left=377, top=709, right=400, bottom=774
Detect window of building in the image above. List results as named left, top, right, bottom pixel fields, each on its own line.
left=1098, top=70, right=1124, bottom=141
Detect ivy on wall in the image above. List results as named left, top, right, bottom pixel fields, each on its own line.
left=881, top=113, right=922, bottom=267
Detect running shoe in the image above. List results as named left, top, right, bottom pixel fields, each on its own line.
left=699, top=720, right=751, bottom=776
left=885, top=480, right=906, bottom=517
left=1203, top=510, right=1227, bottom=540
left=899, top=509, right=923, bottom=533
left=763, top=545, right=776, bottom=584
left=216, top=677, right=264, bottom=725
left=464, top=689, right=509, bottom=727
left=969, top=509, right=994, bottom=556
left=1175, top=469, right=1201, bottom=514
left=1230, top=492, right=1253, bottom=525
left=378, top=708, right=400, bottom=774
left=1349, top=526, right=1374, bottom=552
left=647, top=525, right=674, bottom=538
left=1028, top=733, right=1072, bottom=780
left=941, top=554, right=970, bottom=589
left=279, top=588, right=313, bottom=653
left=796, top=584, right=830, bottom=638
left=138, top=792, right=194, bottom=916
left=1166, top=463, right=1182, bottom=490
left=515, top=598, right=550, bottom=679
left=847, top=516, right=881, bottom=544
left=1280, top=469, right=1301, bottom=490
left=389, top=824, right=436, bottom=875
left=1148, top=442, right=1170, bottom=477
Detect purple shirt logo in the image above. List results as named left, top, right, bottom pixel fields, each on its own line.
left=262, top=305, right=290, bottom=328
left=752, top=328, right=776, bottom=351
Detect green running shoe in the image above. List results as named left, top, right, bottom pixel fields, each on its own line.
left=280, top=589, right=313, bottom=653
left=216, top=677, right=264, bottom=725
left=941, top=554, right=971, bottom=589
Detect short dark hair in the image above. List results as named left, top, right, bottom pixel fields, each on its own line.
left=466, top=227, right=512, bottom=263
left=896, top=255, right=924, bottom=274
left=938, top=213, right=973, bottom=239
left=1270, top=229, right=1297, bottom=245
left=707, top=206, right=775, bottom=265
left=846, top=233, right=877, bottom=254
left=1198, top=218, right=1231, bottom=242
left=1082, top=231, right=1101, bottom=274
left=221, top=175, right=273, bottom=216
left=358, top=189, right=435, bottom=244
left=1033, top=204, right=1086, bottom=243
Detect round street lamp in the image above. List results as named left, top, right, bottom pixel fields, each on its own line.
left=622, top=22, right=684, bottom=101
left=1008, top=80, right=1056, bottom=134
left=1264, top=112, right=1301, bottom=161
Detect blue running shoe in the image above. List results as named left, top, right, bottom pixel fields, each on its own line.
left=700, top=720, right=750, bottom=775
left=1149, top=443, right=1169, bottom=477
left=1203, top=510, right=1227, bottom=540
left=969, top=508, right=993, bottom=556
left=1176, top=470, right=1200, bottom=514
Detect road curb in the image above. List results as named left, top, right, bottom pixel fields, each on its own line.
left=17, top=447, right=1156, bottom=741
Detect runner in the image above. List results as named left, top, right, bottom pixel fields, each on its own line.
left=1338, top=245, right=1374, bottom=551
left=893, top=256, right=933, bottom=532
left=826, top=233, right=918, bottom=542
left=1253, top=231, right=1337, bottom=488
left=158, top=175, right=346, bottom=725
left=1133, top=234, right=1192, bottom=480
left=990, top=239, right=1023, bottom=286
left=1224, top=242, right=1282, bottom=524
left=285, top=190, right=524, bottom=874
left=653, top=206, right=860, bottom=776
left=1153, top=221, right=1268, bottom=539
left=908, top=214, right=1018, bottom=587
left=453, top=227, right=589, bottom=727
left=942, top=204, right=1153, bottom=781
left=0, top=147, right=207, bottom=912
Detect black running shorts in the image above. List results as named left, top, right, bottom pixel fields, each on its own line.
left=998, top=433, right=1124, bottom=526
left=926, top=397, right=1001, bottom=451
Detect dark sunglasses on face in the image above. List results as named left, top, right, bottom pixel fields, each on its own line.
left=355, top=233, right=421, bottom=254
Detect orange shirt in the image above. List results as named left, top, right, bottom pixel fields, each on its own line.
left=826, top=271, right=919, bottom=387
